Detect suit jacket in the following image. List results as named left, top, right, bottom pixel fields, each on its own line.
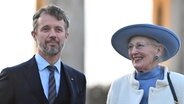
left=0, top=56, right=86, bottom=104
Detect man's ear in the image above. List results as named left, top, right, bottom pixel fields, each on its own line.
left=31, top=31, right=36, bottom=40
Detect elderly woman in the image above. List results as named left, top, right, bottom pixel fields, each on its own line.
left=106, top=24, right=184, bottom=104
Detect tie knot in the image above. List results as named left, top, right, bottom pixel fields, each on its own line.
left=47, top=65, right=56, bottom=72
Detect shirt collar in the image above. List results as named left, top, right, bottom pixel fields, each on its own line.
left=35, top=54, right=61, bottom=73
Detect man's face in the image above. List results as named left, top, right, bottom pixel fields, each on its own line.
left=32, top=13, right=68, bottom=56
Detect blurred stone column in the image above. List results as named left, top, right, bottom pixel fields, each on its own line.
left=153, top=0, right=184, bottom=74
left=170, top=0, right=184, bottom=74
left=42, top=0, right=85, bottom=73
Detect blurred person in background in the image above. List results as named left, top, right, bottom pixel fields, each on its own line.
left=0, top=5, right=86, bottom=104
left=107, top=24, right=184, bottom=104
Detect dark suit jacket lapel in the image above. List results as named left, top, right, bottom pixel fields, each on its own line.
left=57, top=63, right=79, bottom=104
left=22, top=56, right=48, bottom=104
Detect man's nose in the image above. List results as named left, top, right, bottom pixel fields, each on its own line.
left=49, top=29, right=57, bottom=38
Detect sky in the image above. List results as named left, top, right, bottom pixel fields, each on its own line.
left=85, top=0, right=153, bottom=86
left=0, top=0, right=35, bottom=70
left=0, top=0, right=152, bottom=87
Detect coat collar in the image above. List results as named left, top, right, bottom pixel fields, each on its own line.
left=130, top=66, right=169, bottom=89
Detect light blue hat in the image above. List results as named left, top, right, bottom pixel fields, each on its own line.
left=111, top=24, right=181, bottom=62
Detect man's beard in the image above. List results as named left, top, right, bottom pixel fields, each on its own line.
left=40, top=42, right=64, bottom=56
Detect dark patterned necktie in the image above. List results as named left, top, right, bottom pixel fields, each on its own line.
left=47, top=65, right=57, bottom=104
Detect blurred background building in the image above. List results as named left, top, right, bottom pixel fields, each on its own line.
left=0, top=0, right=184, bottom=104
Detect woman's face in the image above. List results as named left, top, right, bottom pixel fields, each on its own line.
left=128, top=36, right=163, bottom=72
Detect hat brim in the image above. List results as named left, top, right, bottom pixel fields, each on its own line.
left=111, top=24, right=181, bottom=62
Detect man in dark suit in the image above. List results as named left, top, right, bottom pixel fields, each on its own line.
left=0, top=5, right=86, bottom=104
